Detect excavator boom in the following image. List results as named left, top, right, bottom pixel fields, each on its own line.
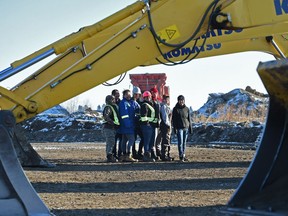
left=1, top=0, right=288, bottom=215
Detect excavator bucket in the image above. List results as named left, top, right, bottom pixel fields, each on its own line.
left=0, top=110, right=51, bottom=215
left=13, top=124, right=55, bottom=167
left=225, top=59, right=288, bottom=215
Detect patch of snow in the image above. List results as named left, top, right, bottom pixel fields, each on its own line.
left=38, top=105, right=69, bottom=116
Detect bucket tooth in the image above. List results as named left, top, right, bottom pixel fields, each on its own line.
left=13, top=124, right=55, bottom=168
left=0, top=110, right=51, bottom=215
left=225, top=59, right=288, bottom=215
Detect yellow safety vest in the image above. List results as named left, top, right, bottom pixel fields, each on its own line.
left=140, top=102, right=155, bottom=123
left=105, top=105, right=120, bottom=125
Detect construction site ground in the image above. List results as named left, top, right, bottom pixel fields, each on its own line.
left=25, top=143, right=255, bottom=216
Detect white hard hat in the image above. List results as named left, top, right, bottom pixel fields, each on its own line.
left=132, top=86, right=141, bottom=94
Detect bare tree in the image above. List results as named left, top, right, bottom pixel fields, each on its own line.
left=82, top=98, right=92, bottom=110
left=61, top=97, right=79, bottom=113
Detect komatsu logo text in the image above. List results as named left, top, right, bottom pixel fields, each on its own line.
left=163, top=29, right=242, bottom=59
left=274, top=0, right=288, bottom=15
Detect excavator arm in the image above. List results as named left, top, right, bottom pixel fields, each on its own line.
left=1, top=0, right=288, bottom=215
left=145, top=27, right=288, bottom=66
left=0, top=0, right=234, bottom=123
left=2, top=0, right=287, bottom=123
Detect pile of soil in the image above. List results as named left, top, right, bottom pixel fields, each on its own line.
left=21, top=121, right=263, bottom=144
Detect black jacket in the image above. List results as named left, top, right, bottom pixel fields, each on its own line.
left=140, top=100, right=154, bottom=126
left=172, top=103, right=192, bottom=133
left=152, top=100, right=160, bottom=128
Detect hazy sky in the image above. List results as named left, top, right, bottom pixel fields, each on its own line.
left=0, top=0, right=274, bottom=110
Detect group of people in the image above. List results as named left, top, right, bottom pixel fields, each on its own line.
left=102, top=86, right=192, bottom=163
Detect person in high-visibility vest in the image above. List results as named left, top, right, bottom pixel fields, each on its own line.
left=150, top=87, right=161, bottom=160
left=140, top=91, right=156, bottom=162
left=102, top=95, right=120, bottom=163
left=111, top=89, right=122, bottom=160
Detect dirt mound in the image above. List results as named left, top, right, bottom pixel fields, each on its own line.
left=22, top=121, right=263, bottom=145
left=191, top=122, right=263, bottom=144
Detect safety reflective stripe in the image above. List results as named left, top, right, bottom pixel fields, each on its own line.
left=121, top=115, right=129, bottom=119
left=140, top=102, right=155, bottom=122
left=141, top=116, right=149, bottom=121
left=152, top=118, right=158, bottom=123
left=106, top=105, right=120, bottom=125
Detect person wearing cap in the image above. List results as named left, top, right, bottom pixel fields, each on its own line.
left=119, top=89, right=138, bottom=162
left=172, top=95, right=192, bottom=162
left=131, top=86, right=144, bottom=160
left=140, top=91, right=156, bottom=162
left=102, top=95, right=120, bottom=162
left=150, top=87, right=161, bottom=160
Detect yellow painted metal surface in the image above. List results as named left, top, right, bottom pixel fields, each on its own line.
left=11, top=1, right=146, bottom=68
left=257, top=59, right=288, bottom=109
left=145, top=23, right=288, bottom=65
left=157, top=24, right=181, bottom=43
left=220, top=0, right=288, bottom=28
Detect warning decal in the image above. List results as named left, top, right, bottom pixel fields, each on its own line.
left=166, top=29, right=176, bottom=39
left=157, top=24, right=180, bottom=43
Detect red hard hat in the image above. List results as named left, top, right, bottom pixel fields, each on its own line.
left=143, top=91, right=152, bottom=98
left=150, top=87, right=158, bottom=93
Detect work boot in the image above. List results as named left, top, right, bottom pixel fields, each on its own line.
left=151, top=150, right=159, bottom=161
left=161, top=155, right=174, bottom=162
left=137, top=150, right=144, bottom=160
left=183, top=157, right=189, bottom=162
left=124, top=154, right=138, bottom=162
left=143, top=152, right=155, bottom=162
left=132, top=150, right=138, bottom=159
left=118, top=154, right=125, bottom=162
left=133, top=151, right=142, bottom=160
left=156, top=149, right=162, bottom=158
left=107, top=154, right=118, bottom=163
left=179, top=156, right=189, bottom=162
left=161, top=148, right=173, bottom=161
left=137, top=153, right=144, bottom=160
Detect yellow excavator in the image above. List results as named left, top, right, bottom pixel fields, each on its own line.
left=1, top=0, right=288, bottom=215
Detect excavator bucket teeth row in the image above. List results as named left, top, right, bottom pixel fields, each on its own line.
left=224, top=59, right=288, bottom=215
left=0, top=111, right=51, bottom=216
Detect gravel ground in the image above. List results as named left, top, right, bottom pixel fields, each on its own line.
left=25, top=143, right=255, bottom=216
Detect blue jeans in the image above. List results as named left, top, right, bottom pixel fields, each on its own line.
left=176, top=128, right=188, bottom=158
left=121, top=134, right=135, bottom=155
left=141, top=125, right=155, bottom=153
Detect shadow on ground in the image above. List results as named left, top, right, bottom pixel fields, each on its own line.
left=52, top=205, right=226, bottom=216
left=32, top=177, right=242, bottom=193
left=25, top=160, right=250, bottom=172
